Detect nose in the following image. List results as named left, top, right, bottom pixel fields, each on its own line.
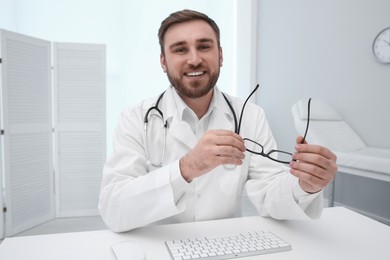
left=187, top=49, right=202, bottom=67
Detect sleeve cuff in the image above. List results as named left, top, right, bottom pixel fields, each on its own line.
left=170, top=159, right=191, bottom=204
left=292, top=179, right=313, bottom=201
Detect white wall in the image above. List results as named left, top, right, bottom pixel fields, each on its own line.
left=0, top=0, right=236, bottom=156
left=257, top=0, right=390, bottom=152
left=3, top=0, right=389, bottom=154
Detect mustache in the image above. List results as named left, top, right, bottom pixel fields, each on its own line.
left=185, top=64, right=207, bottom=71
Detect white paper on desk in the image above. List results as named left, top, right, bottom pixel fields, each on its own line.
left=111, top=241, right=144, bottom=260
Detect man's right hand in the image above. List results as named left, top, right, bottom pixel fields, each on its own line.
left=179, top=129, right=245, bottom=182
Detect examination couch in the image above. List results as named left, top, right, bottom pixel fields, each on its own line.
left=292, top=99, right=390, bottom=224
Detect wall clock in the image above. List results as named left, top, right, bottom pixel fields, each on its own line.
left=372, top=27, right=390, bottom=64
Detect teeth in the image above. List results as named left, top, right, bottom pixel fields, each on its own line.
left=186, top=71, right=204, bottom=77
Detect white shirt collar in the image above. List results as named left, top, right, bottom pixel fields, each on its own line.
left=170, top=86, right=217, bottom=121
left=170, top=86, right=220, bottom=138
left=162, top=85, right=236, bottom=133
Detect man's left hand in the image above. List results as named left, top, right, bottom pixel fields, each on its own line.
left=289, top=136, right=338, bottom=193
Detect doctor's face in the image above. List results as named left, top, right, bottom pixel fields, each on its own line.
left=160, top=20, right=223, bottom=99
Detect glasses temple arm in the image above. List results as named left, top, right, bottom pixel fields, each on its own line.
left=222, top=93, right=238, bottom=133
left=237, top=84, right=260, bottom=134
left=301, top=98, right=311, bottom=144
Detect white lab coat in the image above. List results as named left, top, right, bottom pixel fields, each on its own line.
left=99, top=86, right=323, bottom=232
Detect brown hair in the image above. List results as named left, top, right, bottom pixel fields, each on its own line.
left=158, top=9, right=221, bottom=55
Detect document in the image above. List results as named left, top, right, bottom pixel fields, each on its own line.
left=111, top=241, right=144, bottom=260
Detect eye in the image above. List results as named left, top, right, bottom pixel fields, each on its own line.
left=173, top=47, right=187, bottom=53
left=198, top=45, right=211, bottom=51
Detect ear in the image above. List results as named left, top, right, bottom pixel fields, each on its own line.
left=160, top=53, right=167, bottom=72
left=219, top=47, right=223, bottom=67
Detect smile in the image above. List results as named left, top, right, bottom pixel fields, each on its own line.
left=184, top=71, right=206, bottom=77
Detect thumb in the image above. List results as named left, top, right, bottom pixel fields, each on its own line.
left=296, top=136, right=308, bottom=144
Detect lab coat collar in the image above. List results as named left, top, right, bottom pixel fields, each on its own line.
left=207, top=88, right=236, bottom=132
left=161, top=86, right=236, bottom=149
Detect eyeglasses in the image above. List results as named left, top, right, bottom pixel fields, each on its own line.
left=239, top=86, right=311, bottom=164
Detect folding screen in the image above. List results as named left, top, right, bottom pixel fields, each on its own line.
left=0, top=29, right=106, bottom=237
left=53, top=43, right=106, bottom=217
left=0, top=30, right=54, bottom=237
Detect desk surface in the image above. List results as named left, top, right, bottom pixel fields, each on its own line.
left=1, top=207, right=389, bottom=260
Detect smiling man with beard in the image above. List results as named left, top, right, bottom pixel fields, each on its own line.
left=98, top=9, right=338, bottom=233
left=160, top=16, right=222, bottom=119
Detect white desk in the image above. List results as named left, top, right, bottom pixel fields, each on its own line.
left=0, top=207, right=389, bottom=260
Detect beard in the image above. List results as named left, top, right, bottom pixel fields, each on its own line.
left=166, top=65, right=220, bottom=99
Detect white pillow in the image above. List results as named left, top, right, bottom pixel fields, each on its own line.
left=307, top=121, right=366, bottom=152
left=297, top=99, right=341, bottom=121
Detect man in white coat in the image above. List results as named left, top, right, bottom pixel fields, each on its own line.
left=98, top=9, right=338, bottom=232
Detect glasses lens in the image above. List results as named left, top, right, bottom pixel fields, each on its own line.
left=243, top=138, right=264, bottom=154
left=268, top=150, right=293, bottom=163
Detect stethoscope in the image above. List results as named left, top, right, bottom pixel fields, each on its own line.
left=144, top=85, right=260, bottom=167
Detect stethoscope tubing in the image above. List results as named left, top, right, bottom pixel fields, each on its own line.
left=143, top=85, right=260, bottom=167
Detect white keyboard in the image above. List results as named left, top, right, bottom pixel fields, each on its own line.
left=165, top=230, right=291, bottom=260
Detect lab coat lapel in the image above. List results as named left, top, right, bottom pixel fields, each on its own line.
left=168, top=108, right=234, bottom=150
left=162, top=87, right=197, bottom=150
left=169, top=117, right=198, bottom=149
left=208, top=89, right=236, bottom=132
left=161, top=87, right=235, bottom=150
left=208, top=108, right=235, bottom=132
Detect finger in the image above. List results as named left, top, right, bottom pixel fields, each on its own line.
left=217, top=154, right=244, bottom=165
left=289, top=164, right=331, bottom=193
left=293, top=152, right=329, bottom=171
left=210, top=129, right=244, bottom=143
left=290, top=168, right=328, bottom=186
left=210, top=129, right=242, bottom=138
left=295, top=143, right=337, bottom=161
left=292, top=149, right=338, bottom=180
left=214, top=145, right=245, bottom=159
left=296, top=135, right=307, bottom=144
left=290, top=159, right=330, bottom=180
left=213, top=133, right=245, bottom=152
left=299, top=179, right=325, bottom=194
left=290, top=153, right=337, bottom=191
